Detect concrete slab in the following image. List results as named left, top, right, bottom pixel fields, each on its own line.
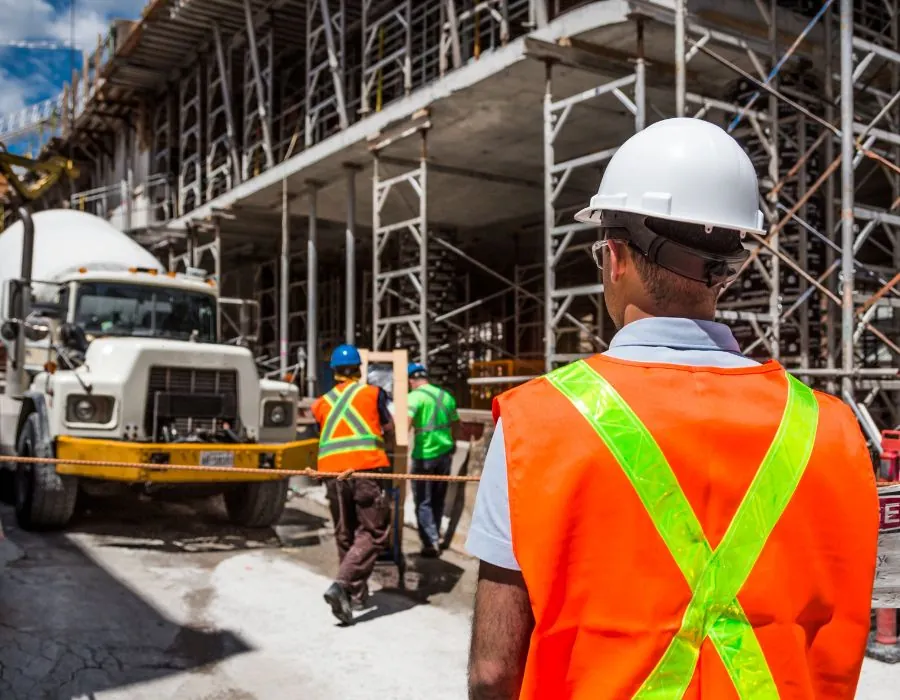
left=858, top=658, right=900, bottom=699
left=152, top=0, right=833, bottom=262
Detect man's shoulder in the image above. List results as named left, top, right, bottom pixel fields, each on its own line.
left=810, top=386, right=862, bottom=432
left=438, top=385, right=456, bottom=402
left=807, top=384, right=854, bottom=418
left=492, top=370, right=559, bottom=413
left=358, top=383, right=385, bottom=402
left=373, top=385, right=389, bottom=400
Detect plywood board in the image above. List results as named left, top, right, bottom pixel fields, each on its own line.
left=360, top=349, right=410, bottom=571
left=874, top=483, right=900, bottom=608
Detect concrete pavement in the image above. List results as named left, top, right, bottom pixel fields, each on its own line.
left=0, top=487, right=895, bottom=698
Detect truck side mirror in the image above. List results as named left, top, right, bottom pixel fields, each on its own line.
left=0, top=321, right=17, bottom=342
left=23, top=318, right=51, bottom=342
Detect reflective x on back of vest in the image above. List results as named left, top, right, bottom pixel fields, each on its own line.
left=416, top=385, right=452, bottom=433
left=318, top=383, right=385, bottom=459
left=546, top=360, right=819, bottom=699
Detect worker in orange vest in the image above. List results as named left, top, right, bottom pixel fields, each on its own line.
left=465, top=118, right=879, bottom=699
left=312, top=344, right=394, bottom=625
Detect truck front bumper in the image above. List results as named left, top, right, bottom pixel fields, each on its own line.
left=54, top=436, right=318, bottom=483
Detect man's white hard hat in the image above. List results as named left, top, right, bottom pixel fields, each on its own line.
left=574, top=118, right=765, bottom=235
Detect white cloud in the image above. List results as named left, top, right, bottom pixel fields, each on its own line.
left=0, top=1, right=146, bottom=50
left=0, top=1, right=145, bottom=125
left=0, top=71, right=30, bottom=115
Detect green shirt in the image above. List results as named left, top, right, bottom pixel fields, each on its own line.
left=408, top=383, right=459, bottom=460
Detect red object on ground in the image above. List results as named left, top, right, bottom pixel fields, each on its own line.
left=881, top=430, right=900, bottom=481
left=875, top=609, right=898, bottom=646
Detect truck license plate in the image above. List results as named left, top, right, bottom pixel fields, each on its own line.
left=200, top=451, right=235, bottom=468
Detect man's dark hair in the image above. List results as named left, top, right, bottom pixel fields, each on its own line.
left=621, top=216, right=744, bottom=309
left=334, top=365, right=361, bottom=379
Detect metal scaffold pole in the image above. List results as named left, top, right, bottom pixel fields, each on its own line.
left=419, top=131, right=429, bottom=365
left=242, top=0, right=274, bottom=171
left=768, top=0, right=781, bottom=362
left=307, top=185, right=319, bottom=398
left=345, top=165, right=358, bottom=345
left=541, top=18, right=646, bottom=371
left=839, top=0, right=855, bottom=401
left=674, top=0, right=686, bottom=117
left=542, top=62, right=554, bottom=374
left=370, top=117, right=430, bottom=363
left=280, top=178, right=290, bottom=377
left=824, top=2, right=837, bottom=396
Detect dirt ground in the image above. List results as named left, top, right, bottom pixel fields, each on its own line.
left=0, top=483, right=895, bottom=699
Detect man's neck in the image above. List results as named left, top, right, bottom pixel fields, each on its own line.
left=622, top=304, right=715, bottom=327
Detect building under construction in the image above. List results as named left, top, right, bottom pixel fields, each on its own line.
left=0, top=0, right=897, bottom=442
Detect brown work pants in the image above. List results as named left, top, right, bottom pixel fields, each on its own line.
left=325, top=475, right=392, bottom=599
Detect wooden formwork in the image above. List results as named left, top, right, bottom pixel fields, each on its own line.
left=360, top=349, right=410, bottom=582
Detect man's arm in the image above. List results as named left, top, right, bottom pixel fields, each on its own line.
left=406, top=390, right=420, bottom=435
left=309, top=398, right=324, bottom=436
left=466, top=419, right=530, bottom=698
left=446, top=392, right=462, bottom=441
left=468, top=562, right=533, bottom=700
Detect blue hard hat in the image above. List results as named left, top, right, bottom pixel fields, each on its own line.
left=408, top=362, right=428, bottom=378
left=330, top=344, right=361, bottom=369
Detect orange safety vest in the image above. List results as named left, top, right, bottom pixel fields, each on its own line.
left=312, top=380, right=390, bottom=473
left=495, top=355, right=878, bottom=700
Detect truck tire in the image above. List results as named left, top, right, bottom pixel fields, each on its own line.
left=15, top=413, right=78, bottom=530
left=0, top=469, right=14, bottom=504
left=223, top=479, right=288, bottom=528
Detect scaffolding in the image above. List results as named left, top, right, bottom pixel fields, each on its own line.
left=0, top=0, right=896, bottom=438
left=542, top=16, right=647, bottom=369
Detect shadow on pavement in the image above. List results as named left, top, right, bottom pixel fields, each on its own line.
left=68, top=488, right=328, bottom=554
left=354, top=554, right=468, bottom=624
left=0, top=505, right=252, bottom=700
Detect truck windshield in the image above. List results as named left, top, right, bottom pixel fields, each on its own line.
left=74, top=282, right=216, bottom=342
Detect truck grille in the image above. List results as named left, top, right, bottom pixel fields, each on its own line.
left=145, top=366, right=239, bottom=438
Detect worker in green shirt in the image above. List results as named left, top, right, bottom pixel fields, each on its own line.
left=407, top=362, right=460, bottom=558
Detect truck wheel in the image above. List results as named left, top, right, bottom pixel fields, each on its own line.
left=0, top=469, right=14, bottom=504
left=15, top=413, right=78, bottom=530
left=223, top=479, right=288, bottom=528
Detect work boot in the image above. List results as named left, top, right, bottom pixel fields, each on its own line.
left=324, top=582, right=353, bottom=625
left=350, top=587, right=370, bottom=611
left=420, top=545, right=440, bottom=559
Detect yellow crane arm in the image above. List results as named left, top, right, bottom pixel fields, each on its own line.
left=0, top=149, right=79, bottom=202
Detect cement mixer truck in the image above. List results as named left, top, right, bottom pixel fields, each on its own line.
left=0, top=208, right=316, bottom=530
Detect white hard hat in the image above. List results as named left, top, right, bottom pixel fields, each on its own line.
left=574, top=118, right=765, bottom=235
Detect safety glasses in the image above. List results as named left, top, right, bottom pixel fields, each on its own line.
left=590, top=239, right=616, bottom=270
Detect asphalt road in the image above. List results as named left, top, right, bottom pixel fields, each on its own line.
left=0, top=486, right=895, bottom=699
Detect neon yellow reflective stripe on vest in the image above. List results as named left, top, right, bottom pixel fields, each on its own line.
left=319, top=384, right=384, bottom=458
left=546, top=360, right=819, bottom=699
left=417, top=384, right=453, bottom=433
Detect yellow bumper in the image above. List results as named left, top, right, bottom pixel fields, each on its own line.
left=55, top=436, right=319, bottom=483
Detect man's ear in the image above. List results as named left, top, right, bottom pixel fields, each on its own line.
left=607, top=240, right=628, bottom=282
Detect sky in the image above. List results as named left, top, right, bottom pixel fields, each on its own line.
left=0, top=0, right=146, bottom=131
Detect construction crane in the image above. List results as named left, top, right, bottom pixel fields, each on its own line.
left=0, top=144, right=78, bottom=202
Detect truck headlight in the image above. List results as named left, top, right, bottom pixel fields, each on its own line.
left=264, top=400, right=293, bottom=428
left=66, top=395, right=115, bottom=425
